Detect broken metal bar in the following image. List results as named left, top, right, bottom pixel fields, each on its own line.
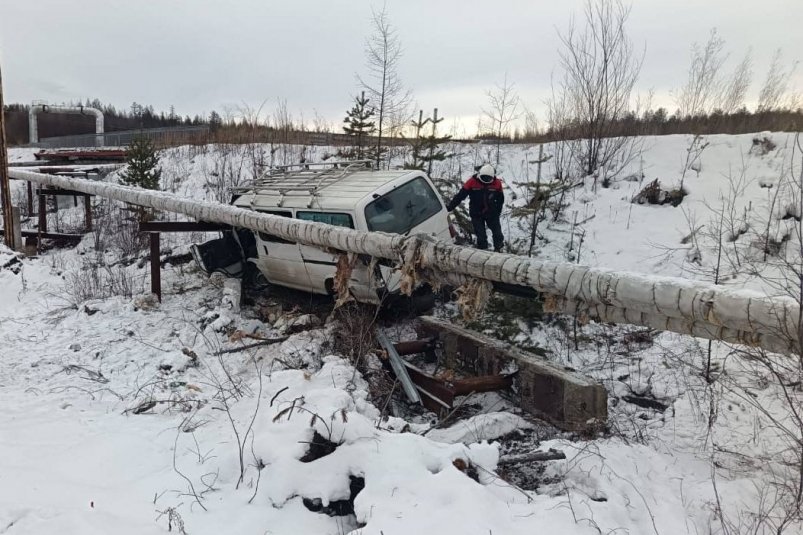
left=400, top=360, right=514, bottom=411
left=376, top=330, right=421, bottom=405
left=392, top=338, right=435, bottom=356
left=451, top=374, right=514, bottom=396
left=139, top=221, right=230, bottom=233
left=402, top=362, right=456, bottom=407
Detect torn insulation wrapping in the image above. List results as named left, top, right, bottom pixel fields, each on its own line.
left=455, top=279, right=494, bottom=320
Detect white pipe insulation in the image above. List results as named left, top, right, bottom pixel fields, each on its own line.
left=28, top=104, right=105, bottom=146
left=7, top=168, right=802, bottom=356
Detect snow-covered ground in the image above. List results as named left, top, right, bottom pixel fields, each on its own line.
left=2, top=133, right=802, bottom=534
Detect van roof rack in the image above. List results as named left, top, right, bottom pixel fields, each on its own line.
left=232, top=160, right=374, bottom=208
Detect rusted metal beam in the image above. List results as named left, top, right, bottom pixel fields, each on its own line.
left=139, top=221, right=230, bottom=233
left=35, top=188, right=95, bottom=197
left=400, top=359, right=513, bottom=412
left=402, top=362, right=456, bottom=408
left=150, top=232, right=161, bottom=302
left=451, top=374, right=514, bottom=396
left=392, top=338, right=435, bottom=356
left=1, top=229, right=83, bottom=241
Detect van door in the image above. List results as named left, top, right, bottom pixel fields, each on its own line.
left=363, top=176, right=451, bottom=293
left=296, top=211, right=360, bottom=296
left=253, top=210, right=312, bottom=291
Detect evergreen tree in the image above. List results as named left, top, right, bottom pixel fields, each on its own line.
left=404, top=110, right=428, bottom=170
left=343, top=91, right=376, bottom=159
left=420, top=108, right=450, bottom=176
left=404, top=108, right=451, bottom=175
left=209, top=110, right=223, bottom=132
left=120, top=137, right=161, bottom=190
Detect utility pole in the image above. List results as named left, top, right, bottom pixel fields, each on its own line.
left=0, top=63, right=14, bottom=249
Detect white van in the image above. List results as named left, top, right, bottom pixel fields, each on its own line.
left=191, top=161, right=455, bottom=306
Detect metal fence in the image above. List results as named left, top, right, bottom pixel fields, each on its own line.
left=32, top=125, right=210, bottom=148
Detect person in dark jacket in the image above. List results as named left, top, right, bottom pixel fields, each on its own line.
left=446, top=164, right=505, bottom=251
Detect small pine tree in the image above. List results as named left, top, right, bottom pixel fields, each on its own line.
left=209, top=110, right=223, bottom=132
left=120, top=137, right=161, bottom=190
left=404, top=110, right=429, bottom=171
left=420, top=108, right=450, bottom=176
left=405, top=108, right=451, bottom=175
left=343, top=91, right=376, bottom=159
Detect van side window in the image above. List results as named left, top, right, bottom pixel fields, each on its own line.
left=364, top=177, right=442, bottom=234
left=297, top=211, right=354, bottom=229
left=256, top=210, right=293, bottom=243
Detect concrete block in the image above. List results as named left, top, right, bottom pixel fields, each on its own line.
left=417, top=316, right=607, bottom=432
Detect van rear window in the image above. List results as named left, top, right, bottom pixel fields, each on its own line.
left=364, top=177, right=443, bottom=234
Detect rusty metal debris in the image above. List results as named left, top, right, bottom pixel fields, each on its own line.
left=402, top=360, right=514, bottom=414
left=378, top=335, right=515, bottom=415
left=375, top=330, right=421, bottom=404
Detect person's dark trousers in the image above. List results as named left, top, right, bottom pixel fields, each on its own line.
left=471, top=214, right=504, bottom=251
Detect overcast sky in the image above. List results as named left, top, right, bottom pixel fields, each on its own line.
left=2, top=0, right=802, bottom=134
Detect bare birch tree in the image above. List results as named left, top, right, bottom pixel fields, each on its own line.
left=676, top=29, right=753, bottom=117
left=483, top=73, right=521, bottom=165
left=358, top=5, right=412, bottom=168
left=556, top=0, right=643, bottom=177
left=676, top=29, right=727, bottom=117
left=720, top=49, right=753, bottom=114
left=758, top=50, right=799, bottom=113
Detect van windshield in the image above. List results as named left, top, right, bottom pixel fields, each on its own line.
left=364, top=177, right=442, bottom=234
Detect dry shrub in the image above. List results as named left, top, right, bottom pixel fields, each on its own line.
left=64, top=254, right=143, bottom=305
left=750, top=134, right=777, bottom=156
left=91, top=201, right=148, bottom=258
left=330, top=302, right=378, bottom=361
left=632, top=179, right=687, bottom=207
